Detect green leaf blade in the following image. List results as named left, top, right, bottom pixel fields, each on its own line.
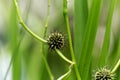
left=74, top=0, right=88, bottom=66
left=99, top=0, right=117, bottom=66
left=78, top=0, right=103, bottom=79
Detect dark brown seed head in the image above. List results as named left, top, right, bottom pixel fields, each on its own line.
left=95, top=68, right=114, bottom=80
left=47, top=32, right=64, bottom=49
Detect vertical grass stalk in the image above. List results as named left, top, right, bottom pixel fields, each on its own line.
left=41, top=0, right=54, bottom=79
left=74, top=0, right=88, bottom=65
left=4, top=40, right=22, bottom=80
left=41, top=54, right=54, bottom=80
left=43, top=0, right=50, bottom=38
left=6, top=1, right=20, bottom=80
left=78, top=0, right=102, bottom=79
left=99, top=0, right=117, bottom=66
left=63, top=0, right=81, bottom=80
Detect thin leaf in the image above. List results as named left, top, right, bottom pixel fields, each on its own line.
left=74, top=0, right=88, bottom=66
left=27, top=45, right=49, bottom=80
left=99, top=0, right=116, bottom=66
left=78, top=0, right=102, bottom=79
left=8, top=1, right=21, bottom=80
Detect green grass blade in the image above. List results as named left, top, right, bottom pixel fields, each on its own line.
left=27, top=45, right=49, bottom=80
left=8, top=1, right=21, bottom=80
left=78, top=0, right=102, bottom=79
left=63, top=0, right=81, bottom=79
left=41, top=0, right=54, bottom=79
left=117, top=67, right=120, bottom=80
left=74, top=0, right=88, bottom=65
left=99, top=0, right=116, bottom=67
left=108, top=37, right=120, bottom=68
left=4, top=38, right=23, bottom=80
left=12, top=47, right=21, bottom=80
left=8, top=2, right=18, bottom=50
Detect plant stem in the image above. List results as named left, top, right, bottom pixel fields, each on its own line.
left=43, top=0, right=50, bottom=38
left=57, top=63, right=73, bottom=80
left=41, top=54, right=54, bottom=80
left=13, top=0, right=47, bottom=43
left=41, top=0, right=54, bottom=79
left=13, top=0, right=53, bottom=79
left=63, top=0, right=81, bottom=80
left=111, top=59, right=120, bottom=73
left=56, top=49, right=74, bottom=64
left=57, top=69, right=71, bottom=80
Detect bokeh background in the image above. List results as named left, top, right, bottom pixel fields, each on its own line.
left=0, top=0, right=120, bottom=80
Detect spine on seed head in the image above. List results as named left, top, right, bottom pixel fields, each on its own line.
left=95, top=67, right=115, bottom=80
left=47, top=32, right=64, bottom=50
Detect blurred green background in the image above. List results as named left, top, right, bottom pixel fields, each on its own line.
left=0, top=0, right=120, bottom=80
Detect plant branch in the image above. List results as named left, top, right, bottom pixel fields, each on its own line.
left=111, top=58, right=120, bottom=73
left=57, top=63, right=73, bottom=80
left=63, top=0, right=81, bottom=79
left=43, top=0, right=50, bottom=38
left=56, top=49, right=74, bottom=64
left=13, top=0, right=47, bottom=43
left=57, top=69, right=71, bottom=80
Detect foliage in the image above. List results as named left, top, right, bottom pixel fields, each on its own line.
left=0, top=0, right=120, bottom=80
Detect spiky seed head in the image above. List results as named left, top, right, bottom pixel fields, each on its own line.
left=47, top=32, right=64, bottom=49
left=95, top=68, right=114, bottom=80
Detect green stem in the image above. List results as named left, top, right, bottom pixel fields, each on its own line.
left=13, top=0, right=53, bottom=79
left=63, top=0, right=81, bottom=80
left=41, top=54, right=54, bottom=80
left=57, top=64, right=73, bottom=80
left=56, top=49, right=74, bottom=64
left=13, top=0, right=47, bottom=43
left=57, top=69, right=71, bottom=80
left=43, top=0, right=50, bottom=38
left=24, top=0, right=32, bottom=22
left=41, top=0, right=54, bottom=79
left=111, top=59, right=120, bottom=73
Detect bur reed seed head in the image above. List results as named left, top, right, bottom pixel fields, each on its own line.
left=47, top=32, right=64, bottom=49
left=95, top=68, right=114, bottom=80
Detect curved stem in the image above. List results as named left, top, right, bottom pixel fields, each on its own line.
left=111, top=58, right=120, bottom=73
left=63, top=0, right=81, bottom=80
left=57, top=69, right=71, bottom=80
left=13, top=0, right=53, bottom=79
left=13, top=0, right=47, bottom=43
left=56, top=49, right=74, bottom=64
left=57, top=64, right=73, bottom=80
